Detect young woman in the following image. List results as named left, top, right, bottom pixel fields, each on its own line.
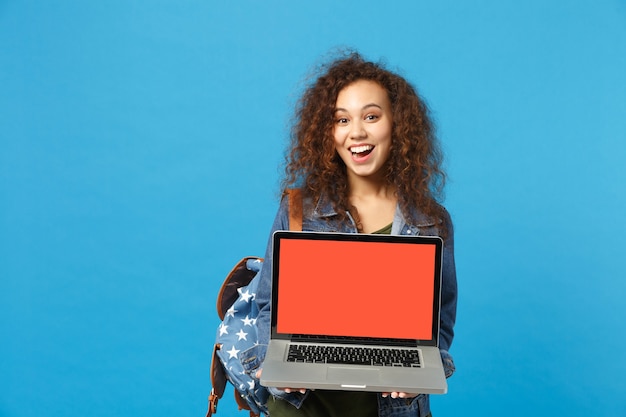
left=249, top=51, right=457, bottom=417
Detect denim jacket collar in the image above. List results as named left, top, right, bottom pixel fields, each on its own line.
left=312, top=192, right=339, bottom=218
left=312, top=192, right=437, bottom=234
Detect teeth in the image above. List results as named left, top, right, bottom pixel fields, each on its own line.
left=351, top=145, right=373, bottom=154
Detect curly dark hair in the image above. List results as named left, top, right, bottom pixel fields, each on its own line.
left=281, top=51, right=449, bottom=235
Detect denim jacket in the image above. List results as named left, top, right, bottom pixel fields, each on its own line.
left=243, top=193, right=457, bottom=417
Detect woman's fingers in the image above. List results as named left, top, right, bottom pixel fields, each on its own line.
left=381, top=392, right=418, bottom=399
left=282, top=388, right=307, bottom=394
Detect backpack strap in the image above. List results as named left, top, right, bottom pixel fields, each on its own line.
left=286, top=188, right=302, bottom=231
left=216, top=257, right=260, bottom=320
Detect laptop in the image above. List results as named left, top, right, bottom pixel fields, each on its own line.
left=260, top=230, right=447, bottom=394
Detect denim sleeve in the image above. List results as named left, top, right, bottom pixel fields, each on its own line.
left=439, top=209, right=457, bottom=354
left=440, top=349, right=456, bottom=378
left=255, top=196, right=290, bottom=356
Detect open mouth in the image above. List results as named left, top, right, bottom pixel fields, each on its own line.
left=350, top=145, right=374, bottom=158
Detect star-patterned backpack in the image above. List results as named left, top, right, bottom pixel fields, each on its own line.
left=207, top=189, right=302, bottom=417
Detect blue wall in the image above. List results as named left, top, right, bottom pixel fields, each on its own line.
left=1, top=1, right=625, bottom=416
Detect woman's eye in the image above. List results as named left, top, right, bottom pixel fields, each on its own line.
left=336, top=117, right=348, bottom=124
left=365, top=114, right=379, bottom=121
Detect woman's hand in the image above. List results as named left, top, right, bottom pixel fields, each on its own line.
left=255, top=369, right=308, bottom=394
left=381, top=392, right=418, bottom=399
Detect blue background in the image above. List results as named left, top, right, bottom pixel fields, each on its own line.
left=1, top=1, right=625, bottom=416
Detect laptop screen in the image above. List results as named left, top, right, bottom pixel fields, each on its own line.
left=271, top=231, right=442, bottom=342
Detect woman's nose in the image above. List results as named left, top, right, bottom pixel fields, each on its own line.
left=349, top=120, right=366, bottom=139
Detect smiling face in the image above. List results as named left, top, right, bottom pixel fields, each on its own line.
left=333, top=79, right=393, bottom=184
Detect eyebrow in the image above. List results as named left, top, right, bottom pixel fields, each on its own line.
left=334, top=103, right=383, bottom=113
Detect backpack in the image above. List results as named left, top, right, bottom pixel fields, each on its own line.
left=206, top=189, right=302, bottom=417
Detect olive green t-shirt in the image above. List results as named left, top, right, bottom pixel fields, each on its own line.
left=372, top=222, right=392, bottom=235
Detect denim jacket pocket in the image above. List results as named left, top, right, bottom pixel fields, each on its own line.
left=239, top=345, right=270, bottom=410
left=240, top=344, right=264, bottom=375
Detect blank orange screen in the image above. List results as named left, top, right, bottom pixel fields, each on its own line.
left=276, top=238, right=436, bottom=340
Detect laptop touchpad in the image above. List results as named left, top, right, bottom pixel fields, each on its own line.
left=327, top=367, right=380, bottom=383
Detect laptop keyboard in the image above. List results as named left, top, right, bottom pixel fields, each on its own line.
left=286, top=344, right=422, bottom=367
